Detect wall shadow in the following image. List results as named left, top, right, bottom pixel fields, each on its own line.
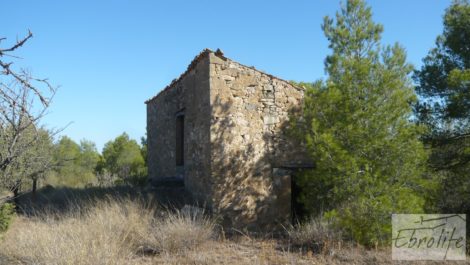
left=14, top=184, right=193, bottom=218
left=209, top=82, right=311, bottom=233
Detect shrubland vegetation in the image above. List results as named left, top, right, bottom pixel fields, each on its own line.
left=0, top=188, right=462, bottom=265
left=291, top=0, right=429, bottom=246
left=0, top=132, right=148, bottom=193
left=97, top=133, right=147, bottom=186
left=0, top=188, right=455, bottom=265
left=290, top=0, right=470, bottom=248
left=0, top=195, right=215, bottom=265
left=0, top=202, right=14, bottom=234
left=0, top=29, right=147, bottom=242
left=0, top=0, right=469, bottom=263
left=47, top=133, right=147, bottom=188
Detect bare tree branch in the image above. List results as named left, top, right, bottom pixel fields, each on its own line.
left=0, top=31, right=32, bottom=55
left=0, top=31, right=58, bottom=194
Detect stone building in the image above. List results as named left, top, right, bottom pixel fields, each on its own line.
left=146, top=49, right=312, bottom=230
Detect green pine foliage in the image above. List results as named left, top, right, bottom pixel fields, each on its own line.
left=414, top=0, right=470, bottom=215
left=292, top=0, right=431, bottom=246
left=415, top=0, right=470, bottom=123
left=0, top=203, right=15, bottom=233
left=100, top=133, right=147, bottom=186
left=47, top=137, right=100, bottom=187
left=48, top=134, right=147, bottom=187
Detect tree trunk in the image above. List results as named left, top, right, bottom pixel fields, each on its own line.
left=32, top=178, right=37, bottom=194
left=13, top=180, right=21, bottom=211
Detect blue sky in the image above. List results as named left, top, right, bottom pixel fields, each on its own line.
left=4, top=0, right=451, bottom=151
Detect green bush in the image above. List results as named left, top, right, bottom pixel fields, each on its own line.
left=327, top=191, right=425, bottom=246
left=0, top=203, right=15, bottom=233
left=290, top=0, right=432, bottom=247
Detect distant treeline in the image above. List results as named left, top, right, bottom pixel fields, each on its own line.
left=48, top=133, right=148, bottom=188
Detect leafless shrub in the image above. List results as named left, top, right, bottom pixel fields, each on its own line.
left=0, top=32, right=58, bottom=195
left=96, top=170, right=119, bottom=187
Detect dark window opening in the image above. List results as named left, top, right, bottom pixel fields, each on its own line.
left=176, top=115, right=184, bottom=166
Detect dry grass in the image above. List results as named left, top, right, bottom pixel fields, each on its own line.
left=148, top=210, right=215, bottom=254
left=0, top=198, right=214, bottom=265
left=287, top=215, right=343, bottom=254
left=0, top=195, right=468, bottom=265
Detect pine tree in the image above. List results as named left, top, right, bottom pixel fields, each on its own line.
left=294, top=0, right=430, bottom=246
left=414, top=0, right=470, bottom=215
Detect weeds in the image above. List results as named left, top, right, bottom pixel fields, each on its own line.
left=0, top=198, right=214, bottom=265
left=287, top=215, right=342, bottom=254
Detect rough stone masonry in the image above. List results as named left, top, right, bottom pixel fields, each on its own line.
left=146, top=49, right=312, bottom=230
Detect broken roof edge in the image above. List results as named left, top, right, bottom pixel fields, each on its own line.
left=144, top=48, right=302, bottom=104
left=144, top=48, right=213, bottom=104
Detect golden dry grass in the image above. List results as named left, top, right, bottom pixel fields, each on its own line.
left=0, top=197, right=468, bottom=265
left=0, top=198, right=214, bottom=265
left=287, top=215, right=343, bottom=255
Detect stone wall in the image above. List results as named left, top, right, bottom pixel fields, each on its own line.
left=147, top=50, right=311, bottom=229
left=208, top=53, right=310, bottom=230
left=146, top=53, right=212, bottom=205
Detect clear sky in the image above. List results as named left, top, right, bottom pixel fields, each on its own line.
left=4, top=0, right=451, bottom=151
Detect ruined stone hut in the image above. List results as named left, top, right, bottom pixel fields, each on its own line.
left=145, top=49, right=312, bottom=230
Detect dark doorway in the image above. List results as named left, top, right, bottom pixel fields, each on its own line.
left=176, top=115, right=184, bottom=166
left=291, top=172, right=307, bottom=223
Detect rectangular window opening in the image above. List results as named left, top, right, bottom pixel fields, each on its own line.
left=176, top=115, right=184, bottom=166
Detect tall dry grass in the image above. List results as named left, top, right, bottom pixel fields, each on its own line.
left=0, top=191, right=467, bottom=264
left=287, top=215, right=343, bottom=254
left=0, top=198, right=214, bottom=265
